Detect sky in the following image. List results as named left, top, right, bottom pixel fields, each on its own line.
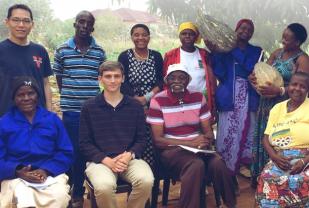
left=50, top=0, right=148, bottom=20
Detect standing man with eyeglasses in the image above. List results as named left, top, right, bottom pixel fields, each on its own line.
left=53, top=10, right=106, bottom=208
left=0, top=4, right=53, bottom=116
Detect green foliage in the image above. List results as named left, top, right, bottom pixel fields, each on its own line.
left=0, top=0, right=76, bottom=54
left=92, top=11, right=179, bottom=61
left=0, top=0, right=54, bottom=44
left=93, top=10, right=128, bottom=60
left=0, top=0, right=178, bottom=61
left=147, top=0, right=309, bottom=53
left=44, top=19, right=74, bottom=52
left=4, top=0, right=307, bottom=60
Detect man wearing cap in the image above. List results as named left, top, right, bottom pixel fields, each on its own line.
left=0, top=76, right=73, bottom=208
left=0, top=4, right=53, bottom=116
left=163, top=21, right=217, bottom=122
left=147, top=64, right=236, bottom=208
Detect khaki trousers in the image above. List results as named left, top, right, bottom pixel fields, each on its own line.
left=0, top=174, right=70, bottom=208
left=86, top=159, right=154, bottom=208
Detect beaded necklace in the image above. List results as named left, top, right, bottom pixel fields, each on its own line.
left=133, top=48, right=149, bottom=61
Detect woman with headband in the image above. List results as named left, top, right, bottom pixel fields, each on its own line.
left=206, top=19, right=262, bottom=193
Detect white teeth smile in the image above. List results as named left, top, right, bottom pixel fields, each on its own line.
left=172, top=85, right=184, bottom=89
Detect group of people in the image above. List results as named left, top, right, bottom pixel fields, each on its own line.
left=207, top=18, right=309, bottom=207
left=0, top=3, right=309, bottom=208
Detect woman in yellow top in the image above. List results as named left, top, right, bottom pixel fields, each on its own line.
left=256, top=72, right=309, bottom=207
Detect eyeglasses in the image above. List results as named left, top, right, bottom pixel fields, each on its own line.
left=9, top=17, right=32, bottom=25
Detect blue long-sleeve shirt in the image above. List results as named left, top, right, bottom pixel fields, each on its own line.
left=211, top=44, right=262, bottom=112
left=0, top=106, right=73, bottom=180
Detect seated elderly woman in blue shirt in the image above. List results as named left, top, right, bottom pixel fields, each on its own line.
left=0, top=76, right=73, bottom=208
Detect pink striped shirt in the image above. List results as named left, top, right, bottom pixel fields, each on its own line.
left=147, top=89, right=211, bottom=140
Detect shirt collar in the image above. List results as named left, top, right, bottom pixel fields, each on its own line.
left=232, top=43, right=254, bottom=54
left=11, top=106, right=47, bottom=123
left=166, top=88, right=191, bottom=104
left=95, top=93, right=130, bottom=108
left=67, top=37, right=97, bottom=50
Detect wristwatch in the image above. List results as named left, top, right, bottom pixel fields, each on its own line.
left=130, top=151, right=135, bottom=160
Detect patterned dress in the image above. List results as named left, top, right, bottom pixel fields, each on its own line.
left=252, top=50, right=304, bottom=180
left=216, top=76, right=256, bottom=174
left=213, top=45, right=262, bottom=175
left=256, top=149, right=309, bottom=208
left=118, top=49, right=163, bottom=167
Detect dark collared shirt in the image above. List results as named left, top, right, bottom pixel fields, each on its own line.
left=79, top=93, right=147, bottom=163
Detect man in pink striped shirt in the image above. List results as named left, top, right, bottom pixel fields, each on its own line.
left=147, top=64, right=236, bottom=208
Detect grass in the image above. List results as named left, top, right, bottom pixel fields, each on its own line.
left=97, top=37, right=181, bottom=61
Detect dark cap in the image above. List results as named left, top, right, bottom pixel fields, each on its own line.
left=12, top=76, right=40, bottom=99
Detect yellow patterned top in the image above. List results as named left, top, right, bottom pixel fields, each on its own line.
left=265, top=98, right=309, bottom=150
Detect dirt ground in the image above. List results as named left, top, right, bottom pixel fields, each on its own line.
left=51, top=77, right=256, bottom=208
left=83, top=175, right=256, bottom=208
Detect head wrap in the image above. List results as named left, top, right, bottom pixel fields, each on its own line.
left=164, top=64, right=192, bottom=83
left=235, top=19, right=254, bottom=32
left=178, top=22, right=201, bottom=44
left=12, top=76, right=40, bottom=99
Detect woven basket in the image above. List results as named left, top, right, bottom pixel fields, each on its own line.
left=196, top=11, right=237, bottom=53
left=254, top=62, right=284, bottom=94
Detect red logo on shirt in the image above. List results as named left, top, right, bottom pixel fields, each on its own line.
left=33, top=56, right=42, bottom=69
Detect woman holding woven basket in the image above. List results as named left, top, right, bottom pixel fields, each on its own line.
left=251, top=23, right=309, bottom=188
left=206, top=19, right=262, bottom=194
left=255, top=72, right=309, bottom=207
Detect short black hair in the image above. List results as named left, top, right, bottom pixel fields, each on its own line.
left=130, top=24, right=150, bottom=36
left=75, top=10, right=95, bottom=24
left=287, top=23, right=307, bottom=44
left=291, top=71, right=309, bottom=88
left=7, top=4, right=33, bottom=20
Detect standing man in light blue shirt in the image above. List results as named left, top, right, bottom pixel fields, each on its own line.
left=53, top=10, right=106, bottom=207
